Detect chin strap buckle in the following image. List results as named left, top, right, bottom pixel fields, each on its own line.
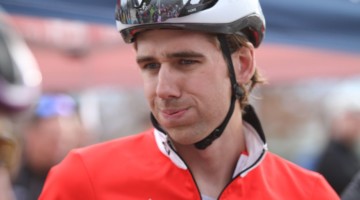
left=234, top=83, right=244, bottom=100
left=194, top=128, right=222, bottom=149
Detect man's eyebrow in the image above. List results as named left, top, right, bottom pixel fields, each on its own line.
left=136, top=56, right=155, bottom=64
left=165, top=51, right=205, bottom=59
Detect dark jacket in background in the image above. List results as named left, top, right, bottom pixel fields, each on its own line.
left=12, top=163, right=47, bottom=200
left=316, top=139, right=360, bottom=195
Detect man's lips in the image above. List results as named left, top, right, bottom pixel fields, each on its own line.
left=160, top=108, right=188, bottom=119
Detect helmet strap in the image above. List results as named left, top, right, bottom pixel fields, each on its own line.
left=194, top=34, right=243, bottom=149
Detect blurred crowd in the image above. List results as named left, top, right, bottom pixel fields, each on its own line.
left=0, top=8, right=153, bottom=199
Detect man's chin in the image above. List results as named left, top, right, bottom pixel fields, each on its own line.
left=167, top=131, right=205, bottom=146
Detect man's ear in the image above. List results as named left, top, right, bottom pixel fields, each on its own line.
left=231, top=42, right=255, bottom=84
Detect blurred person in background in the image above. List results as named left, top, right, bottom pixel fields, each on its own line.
left=0, top=7, right=42, bottom=200
left=12, top=94, right=89, bottom=200
left=0, top=118, right=18, bottom=200
left=39, top=0, right=338, bottom=199
left=315, top=82, right=360, bottom=195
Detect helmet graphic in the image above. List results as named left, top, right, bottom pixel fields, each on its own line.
left=116, top=0, right=266, bottom=47
left=0, top=15, right=42, bottom=113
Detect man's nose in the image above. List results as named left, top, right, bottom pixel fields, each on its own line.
left=156, top=66, right=181, bottom=99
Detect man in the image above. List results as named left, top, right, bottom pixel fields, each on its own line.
left=40, top=0, right=339, bottom=199
left=13, top=94, right=88, bottom=200
left=315, top=82, right=360, bottom=195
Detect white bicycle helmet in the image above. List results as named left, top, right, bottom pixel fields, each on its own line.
left=0, top=16, right=42, bottom=113
left=116, top=0, right=266, bottom=47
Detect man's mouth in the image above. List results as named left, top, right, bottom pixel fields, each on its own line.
left=161, top=108, right=188, bottom=119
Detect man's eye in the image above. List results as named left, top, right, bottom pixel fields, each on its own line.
left=143, top=63, right=160, bottom=70
left=179, top=59, right=197, bottom=65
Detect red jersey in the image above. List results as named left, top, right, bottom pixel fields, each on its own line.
left=39, top=107, right=338, bottom=200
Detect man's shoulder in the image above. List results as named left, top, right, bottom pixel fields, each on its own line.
left=258, top=152, right=338, bottom=198
left=79, top=129, right=155, bottom=154
left=62, top=129, right=158, bottom=168
left=263, top=152, right=323, bottom=179
left=240, top=152, right=339, bottom=199
left=39, top=129, right=166, bottom=199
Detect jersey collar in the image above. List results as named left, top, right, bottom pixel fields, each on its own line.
left=153, top=105, right=268, bottom=177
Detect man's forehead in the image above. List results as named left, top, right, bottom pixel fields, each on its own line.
left=136, top=49, right=206, bottom=62
left=136, top=29, right=215, bottom=42
left=134, top=29, right=218, bottom=52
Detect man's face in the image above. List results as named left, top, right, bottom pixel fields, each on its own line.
left=136, top=29, right=232, bottom=145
